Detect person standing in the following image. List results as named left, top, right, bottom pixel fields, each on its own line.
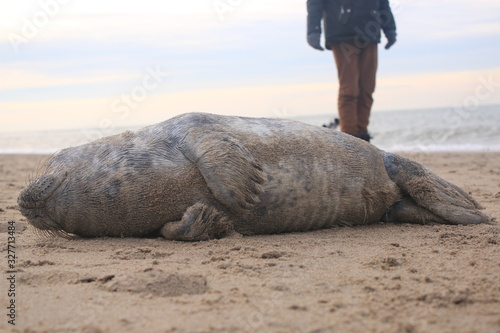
left=307, top=0, right=397, bottom=142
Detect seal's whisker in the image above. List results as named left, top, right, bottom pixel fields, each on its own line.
left=35, top=154, right=51, bottom=179
left=23, top=153, right=56, bottom=194
left=35, top=228, right=53, bottom=240
left=31, top=222, right=76, bottom=240
left=25, top=167, right=36, bottom=187
left=33, top=158, right=42, bottom=180
left=34, top=227, right=45, bottom=240
left=41, top=229, right=52, bottom=239
left=54, top=229, right=76, bottom=240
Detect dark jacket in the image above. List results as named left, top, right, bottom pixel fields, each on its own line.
left=307, top=0, right=397, bottom=49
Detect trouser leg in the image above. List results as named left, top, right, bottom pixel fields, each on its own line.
left=332, top=41, right=378, bottom=136
left=331, top=41, right=360, bottom=135
left=357, top=43, right=378, bottom=134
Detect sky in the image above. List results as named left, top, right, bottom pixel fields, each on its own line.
left=1, top=0, right=499, bottom=133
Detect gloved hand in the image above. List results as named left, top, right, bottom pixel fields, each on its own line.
left=385, top=33, right=396, bottom=50
left=307, top=33, right=324, bottom=51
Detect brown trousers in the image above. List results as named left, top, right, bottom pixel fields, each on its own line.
left=331, top=41, right=378, bottom=135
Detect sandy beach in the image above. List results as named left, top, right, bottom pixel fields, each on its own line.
left=0, top=152, right=499, bottom=333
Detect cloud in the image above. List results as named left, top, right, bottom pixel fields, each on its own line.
left=0, top=81, right=337, bottom=133
left=395, top=0, right=500, bottom=42
left=2, top=67, right=499, bottom=133
left=0, top=0, right=305, bottom=47
left=432, top=22, right=500, bottom=39
left=1, top=13, right=222, bottom=46
left=0, top=68, right=133, bottom=90
left=376, top=68, right=500, bottom=110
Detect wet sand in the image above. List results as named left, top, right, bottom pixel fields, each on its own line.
left=0, top=152, right=499, bottom=333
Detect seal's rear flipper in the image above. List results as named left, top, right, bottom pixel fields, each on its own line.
left=160, top=203, right=234, bottom=241
left=384, top=153, right=491, bottom=225
left=180, top=132, right=265, bottom=212
left=383, top=197, right=449, bottom=224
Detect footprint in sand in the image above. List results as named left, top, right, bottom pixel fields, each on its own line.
left=99, top=268, right=207, bottom=297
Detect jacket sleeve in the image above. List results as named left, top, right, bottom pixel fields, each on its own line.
left=379, top=0, right=397, bottom=37
left=307, top=0, right=326, bottom=36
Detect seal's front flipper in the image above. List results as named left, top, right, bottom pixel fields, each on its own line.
left=160, top=203, right=233, bottom=241
left=384, top=153, right=491, bottom=225
left=180, top=132, right=265, bottom=212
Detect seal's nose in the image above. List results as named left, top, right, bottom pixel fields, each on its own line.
left=18, top=174, right=64, bottom=209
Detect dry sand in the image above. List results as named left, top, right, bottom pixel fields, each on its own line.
left=0, top=152, right=499, bottom=333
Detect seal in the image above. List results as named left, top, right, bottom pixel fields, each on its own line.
left=18, top=113, right=491, bottom=241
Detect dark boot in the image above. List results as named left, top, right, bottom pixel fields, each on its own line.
left=352, top=133, right=371, bottom=142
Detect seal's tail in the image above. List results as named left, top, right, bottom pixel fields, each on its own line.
left=383, top=153, right=492, bottom=225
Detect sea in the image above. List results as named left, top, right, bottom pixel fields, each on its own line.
left=1, top=105, right=499, bottom=154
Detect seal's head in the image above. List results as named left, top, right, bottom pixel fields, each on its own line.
left=17, top=143, right=113, bottom=237
left=17, top=171, right=68, bottom=236
left=17, top=142, right=105, bottom=237
left=17, top=129, right=188, bottom=238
